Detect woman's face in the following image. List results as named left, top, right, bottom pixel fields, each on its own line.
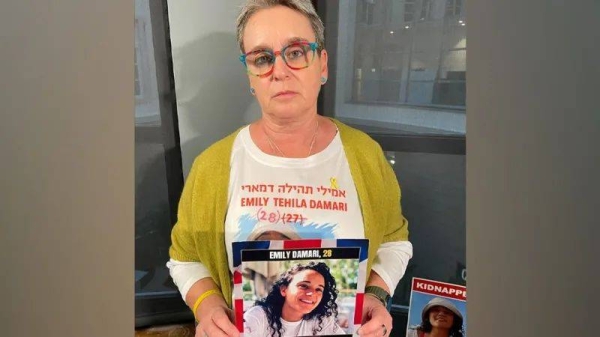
left=428, top=306, right=455, bottom=330
left=280, top=269, right=325, bottom=316
left=242, top=5, right=327, bottom=120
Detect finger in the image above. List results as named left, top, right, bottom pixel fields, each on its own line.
left=195, top=324, right=206, bottom=337
left=358, top=311, right=392, bottom=336
left=201, top=317, right=231, bottom=337
left=357, top=322, right=381, bottom=336
left=212, top=310, right=240, bottom=337
left=203, top=324, right=229, bottom=337
left=382, top=323, right=390, bottom=336
left=358, top=323, right=390, bottom=337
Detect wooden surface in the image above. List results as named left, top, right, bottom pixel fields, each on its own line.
left=135, top=323, right=196, bottom=337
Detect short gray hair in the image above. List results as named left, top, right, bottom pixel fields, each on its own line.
left=236, top=0, right=325, bottom=54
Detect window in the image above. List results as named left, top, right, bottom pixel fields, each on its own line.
left=316, top=2, right=465, bottom=335
left=134, top=10, right=161, bottom=124
left=135, top=45, right=141, bottom=97
left=445, top=0, right=464, bottom=17
left=420, top=0, right=433, bottom=21
left=134, top=0, right=188, bottom=327
left=351, top=0, right=466, bottom=111
left=404, top=0, right=417, bottom=23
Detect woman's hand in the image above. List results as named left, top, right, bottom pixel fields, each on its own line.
left=194, top=295, right=240, bottom=337
left=358, top=295, right=393, bottom=337
left=184, top=278, right=240, bottom=337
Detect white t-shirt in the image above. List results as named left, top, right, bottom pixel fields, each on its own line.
left=243, top=305, right=346, bottom=337
left=167, top=126, right=413, bottom=301
left=224, top=126, right=365, bottom=272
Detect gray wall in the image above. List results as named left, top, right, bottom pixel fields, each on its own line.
left=167, top=0, right=261, bottom=177
left=0, top=0, right=133, bottom=336
left=467, top=0, right=599, bottom=336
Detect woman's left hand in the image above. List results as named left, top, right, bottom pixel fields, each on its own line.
left=358, top=295, right=392, bottom=337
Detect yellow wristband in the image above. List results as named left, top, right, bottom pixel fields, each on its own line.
left=192, top=289, right=221, bottom=320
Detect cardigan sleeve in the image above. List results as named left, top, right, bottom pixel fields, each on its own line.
left=380, top=147, right=410, bottom=243
left=169, top=156, right=202, bottom=262
left=333, top=118, right=412, bottom=281
left=370, top=145, right=412, bottom=292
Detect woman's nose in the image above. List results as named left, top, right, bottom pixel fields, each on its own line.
left=271, top=54, right=291, bottom=80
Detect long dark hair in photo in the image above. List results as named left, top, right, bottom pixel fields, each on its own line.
left=254, top=261, right=339, bottom=337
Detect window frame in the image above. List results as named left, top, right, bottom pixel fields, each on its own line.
left=315, top=0, right=466, bottom=323
left=341, top=0, right=467, bottom=111
left=134, top=0, right=189, bottom=328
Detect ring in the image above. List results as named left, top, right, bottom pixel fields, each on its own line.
left=382, top=324, right=388, bottom=336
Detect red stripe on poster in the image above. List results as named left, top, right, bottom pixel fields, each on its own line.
left=235, top=299, right=244, bottom=332
left=283, top=239, right=322, bottom=249
left=233, top=271, right=242, bottom=285
left=354, top=293, right=364, bottom=324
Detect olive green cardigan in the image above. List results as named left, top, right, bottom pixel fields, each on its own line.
left=169, top=119, right=409, bottom=307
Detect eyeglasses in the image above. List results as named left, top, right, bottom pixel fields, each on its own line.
left=239, top=42, right=319, bottom=77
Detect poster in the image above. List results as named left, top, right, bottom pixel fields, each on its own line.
left=406, top=277, right=467, bottom=337
left=232, top=239, right=369, bottom=337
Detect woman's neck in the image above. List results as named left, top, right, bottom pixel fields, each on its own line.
left=261, top=114, right=319, bottom=137
left=257, top=115, right=322, bottom=158
left=425, top=328, right=450, bottom=337
left=280, top=305, right=303, bottom=322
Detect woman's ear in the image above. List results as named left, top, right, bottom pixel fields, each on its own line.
left=279, top=285, right=287, bottom=297
left=319, top=49, right=328, bottom=79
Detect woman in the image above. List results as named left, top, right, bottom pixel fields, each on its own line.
left=244, top=262, right=344, bottom=337
left=406, top=297, right=464, bottom=337
left=167, top=1, right=413, bottom=337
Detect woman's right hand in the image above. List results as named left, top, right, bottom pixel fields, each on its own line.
left=196, top=295, right=240, bottom=337
left=194, top=295, right=240, bottom=337
left=184, top=278, right=240, bottom=337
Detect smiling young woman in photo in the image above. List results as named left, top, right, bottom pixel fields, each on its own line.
left=243, top=262, right=345, bottom=337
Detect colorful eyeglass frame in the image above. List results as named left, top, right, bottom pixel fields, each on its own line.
left=239, top=42, right=319, bottom=77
